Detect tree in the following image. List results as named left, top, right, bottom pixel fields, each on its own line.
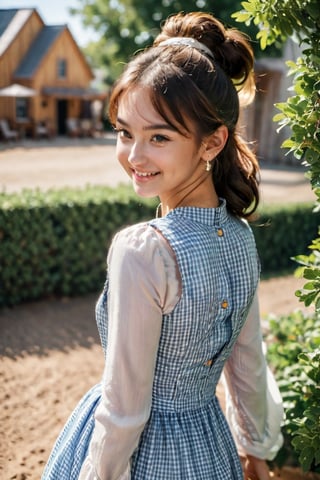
left=70, top=0, right=277, bottom=84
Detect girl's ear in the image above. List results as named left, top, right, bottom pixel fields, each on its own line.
left=202, top=125, right=229, bottom=160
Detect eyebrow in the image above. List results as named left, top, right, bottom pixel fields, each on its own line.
left=116, top=116, right=177, bottom=132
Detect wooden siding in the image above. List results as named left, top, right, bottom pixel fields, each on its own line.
left=0, top=9, right=97, bottom=136
left=0, top=11, right=43, bottom=87
left=29, top=29, right=93, bottom=90
left=32, top=28, right=93, bottom=106
left=0, top=10, right=43, bottom=121
left=28, top=29, right=94, bottom=130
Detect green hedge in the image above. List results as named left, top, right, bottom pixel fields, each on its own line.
left=0, top=186, right=156, bottom=306
left=0, top=186, right=318, bottom=307
left=252, top=202, right=319, bottom=275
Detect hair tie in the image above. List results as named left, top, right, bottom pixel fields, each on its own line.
left=158, top=37, right=214, bottom=61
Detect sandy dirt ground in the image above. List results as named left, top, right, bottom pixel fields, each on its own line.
left=0, top=137, right=316, bottom=479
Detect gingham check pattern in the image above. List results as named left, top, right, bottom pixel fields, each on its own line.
left=42, top=201, right=259, bottom=479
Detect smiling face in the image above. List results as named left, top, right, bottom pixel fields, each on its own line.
left=115, top=87, right=221, bottom=213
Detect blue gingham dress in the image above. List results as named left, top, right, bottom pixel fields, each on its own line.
left=42, top=203, right=260, bottom=479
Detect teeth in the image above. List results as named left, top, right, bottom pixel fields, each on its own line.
left=135, top=170, right=157, bottom=177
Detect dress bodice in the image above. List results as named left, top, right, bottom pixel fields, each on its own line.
left=96, top=202, right=260, bottom=412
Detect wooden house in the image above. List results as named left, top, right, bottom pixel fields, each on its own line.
left=0, top=8, right=106, bottom=138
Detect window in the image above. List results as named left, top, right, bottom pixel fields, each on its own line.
left=57, top=58, right=67, bottom=79
left=16, top=98, right=28, bottom=119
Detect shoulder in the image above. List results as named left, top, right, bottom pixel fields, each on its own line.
left=108, top=222, right=180, bottom=312
left=109, top=221, right=174, bottom=267
left=112, top=221, right=161, bottom=252
left=237, top=216, right=256, bottom=243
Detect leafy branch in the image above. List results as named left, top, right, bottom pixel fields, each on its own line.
left=233, top=0, right=320, bottom=312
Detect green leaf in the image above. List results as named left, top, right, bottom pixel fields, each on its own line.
left=304, top=268, right=320, bottom=280
left=232, top=12, right=252, bottom=22
left=282, top=139, right=299, bottom=149
left=241, top=1, right=256, bottom=12
left=273, top=112, right=285, bottom=122
left=299, top=446, right=315, bottom=471
left=302, top=281, right=317, bottom=290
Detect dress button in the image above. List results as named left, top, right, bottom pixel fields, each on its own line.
left=221, top=300, right=228, bottom=309
left=217, top=228, right=224, bottom=237
left=204, top=359, right=213, bottom=367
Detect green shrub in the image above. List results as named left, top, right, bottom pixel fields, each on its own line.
left=266, top=310, right=320, bottom=472
left=291, top=349, right=320, bottom=472
left=294, top=231, right=320, bottom=311
left=0, top=185, right=156, bottom=306
left=0, top=187, right=317, bottom=307
left=252, top=202, right=318, bottom=275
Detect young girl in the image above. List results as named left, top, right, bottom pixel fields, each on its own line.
left=42, top=11, right=283, bottom=480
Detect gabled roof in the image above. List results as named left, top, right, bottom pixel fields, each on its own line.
left=15, top=25, right=65, bottom=78
left=0, top=8, right=34, bottom=56
left=0, top=8, right=17, bottom=36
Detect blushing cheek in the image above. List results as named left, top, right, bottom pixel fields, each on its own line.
left=116, top=144, right=129, bottom=172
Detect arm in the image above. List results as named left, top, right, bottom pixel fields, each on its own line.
left=79, top=225, right=179, bottom=480
left=222, top=290, right=284, bottom=462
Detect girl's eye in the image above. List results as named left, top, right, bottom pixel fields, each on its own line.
left=115, top=127, right=131, bottom=139
left=152, top=134, right=169, bottom=143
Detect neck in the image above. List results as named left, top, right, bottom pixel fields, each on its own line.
left=159, top=187, right=219, bottom=217
left=157, top=171, right=219, bottom=217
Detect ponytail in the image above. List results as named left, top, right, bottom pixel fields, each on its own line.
left=213, top=134, right=260, bottom=218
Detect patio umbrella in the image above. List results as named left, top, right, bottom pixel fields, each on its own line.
left=0, top=83, right=37, bottom=97
left=0, top=83, right=37, bottom=130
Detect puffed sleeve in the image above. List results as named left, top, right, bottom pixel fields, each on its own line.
left=222, top=290, right=284, bottom=461
left=79, top=223, right=180, bottom=480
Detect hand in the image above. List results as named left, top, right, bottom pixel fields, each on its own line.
left=241, top=455, right=271, bottom=480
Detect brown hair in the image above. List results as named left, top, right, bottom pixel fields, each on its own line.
left=108, top=11, right=260, bottom=218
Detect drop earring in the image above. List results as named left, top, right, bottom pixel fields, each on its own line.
left=206, top=159, right=212, bottom=172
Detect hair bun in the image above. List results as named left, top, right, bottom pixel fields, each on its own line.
left=156, top=11, right=255, bottom=102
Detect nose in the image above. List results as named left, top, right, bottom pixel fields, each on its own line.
left=127, top=141, right=145, bottom=166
